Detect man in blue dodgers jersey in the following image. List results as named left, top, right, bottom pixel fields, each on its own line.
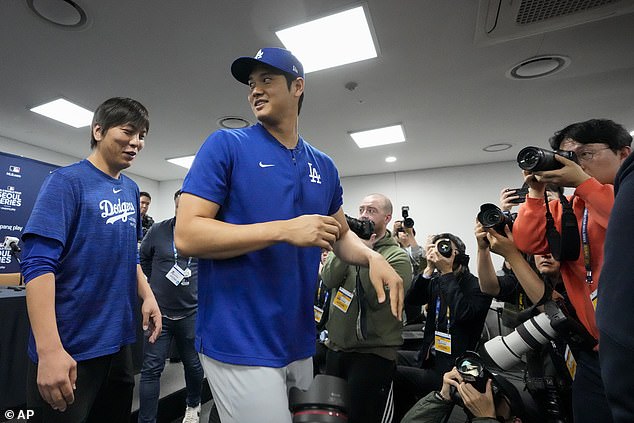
left=21, top=97, right=162, bottom=423
left=175, top=48, right=404, bottom=423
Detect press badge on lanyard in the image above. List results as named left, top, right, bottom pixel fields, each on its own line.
left=590, top=289, right=598, bottom=311
left=564, top=345, right=577, bottom=380
left=433, top=296, right=452, bottom=354
left=333, top=287, right=353, bottom=313
left=166, top=264, right=187, bottom=286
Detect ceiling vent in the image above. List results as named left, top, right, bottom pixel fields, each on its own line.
left=475, top=0, right=634, bottom=45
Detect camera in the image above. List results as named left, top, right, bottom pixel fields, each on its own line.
left=289, top=374, right=349, bottom=423
left=482, top=300, right=597, bottom=371
left=401, top=206, right=415, bottom=228
left=345, top=214, right=374, bottom=240
left=436, top=239, right=453, bottom=258
left=477, top=203, right=514, bottom=236
left=507, top=186, right=529, bottom=204
left=517, top=146, right=577, bottom=172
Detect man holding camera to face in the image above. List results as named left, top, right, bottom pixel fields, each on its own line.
left=393, top=233, right=492, bottom=421
left=320, top=193, right=412, bottom=423
left=401, top=357, right=526, bottom=423
left=512, top=119, right=632, bottom=423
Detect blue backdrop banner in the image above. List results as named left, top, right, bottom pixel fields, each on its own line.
left=1, top=152, right=59, bottom=275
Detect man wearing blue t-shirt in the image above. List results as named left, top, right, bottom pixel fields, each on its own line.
left=175, top=48, right=404, bottom=423
left=21, top=97, right=162, bottom=423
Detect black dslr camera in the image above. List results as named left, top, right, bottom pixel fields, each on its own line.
left=517, top=146, right=577, bottom=172
left=401, top=206, right=415, bottom=228
left=450, top=351, right=499, bottom=406
left=477, top=203, right=514, bottom=236
left=345, top=214, right=375, bottom=240
left=289, top=375, right=349, bottom=423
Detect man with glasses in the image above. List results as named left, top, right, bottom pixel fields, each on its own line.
left=512, top=119, right=632, bottom=423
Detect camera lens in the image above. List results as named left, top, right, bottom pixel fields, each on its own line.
left=436, top=239, right=452, bottom=258
left=479, top=208, right=504, bottom=228
left=517, top=146, right=565, bottom=172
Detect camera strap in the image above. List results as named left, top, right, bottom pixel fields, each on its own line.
left=544, top=193, right=562, bottom=260
left=354, top=267, right=368, bottom=341
left=543, top=192, right=580, bottom=261
left=558, top=195, right=580, bottom=262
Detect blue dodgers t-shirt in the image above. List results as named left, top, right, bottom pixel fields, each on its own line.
left=182, top=124, right=343, bottom=367
left=23, top=160, right=141, bottom=362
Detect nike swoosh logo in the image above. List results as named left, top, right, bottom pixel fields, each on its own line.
left=113, top=188, right=122, bottom=194
left=259, top=162, right=275, bottom=168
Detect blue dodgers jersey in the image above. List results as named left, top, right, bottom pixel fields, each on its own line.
left=182, top=124, right=343, bottom=367
left=24, top=160, right=141, bottom=362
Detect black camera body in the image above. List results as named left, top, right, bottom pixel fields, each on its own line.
left=477, top=203, right=514, bottom=236
left=289, top=375, right=349, bottom=423
left=401, top=206, right=415, bottom=228
left=345, top=214, right=375, bottom=240
left=517, top=146, right=577, bottom=172
left=507, top=186, right=529, bottom=204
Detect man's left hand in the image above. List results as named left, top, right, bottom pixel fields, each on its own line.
left=368, top=253, right=404, bottom=320
left=532, top=154, right=591, bottom=188
left=141, top=294, right=162, bottom=343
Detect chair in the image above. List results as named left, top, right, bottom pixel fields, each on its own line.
left=0, top=272, right=22, bottom=286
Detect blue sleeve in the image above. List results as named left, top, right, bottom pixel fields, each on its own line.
left=20, top=235, right=64, bottom=284
left=23, top=171, right=76, bottom=246
left=182, top=130, right=232, bottom=206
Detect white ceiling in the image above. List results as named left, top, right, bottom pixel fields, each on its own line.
left=2, top=0, right=634, bottom=181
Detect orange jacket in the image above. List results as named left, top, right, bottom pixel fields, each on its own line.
left=512, top=178, right=614, bottom=342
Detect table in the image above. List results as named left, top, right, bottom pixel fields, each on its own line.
left=0, top=286, right=29, bottom=409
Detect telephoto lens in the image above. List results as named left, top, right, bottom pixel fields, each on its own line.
left=289, top=375, right=349, bottom=423
left=483, top=312, right=557, bottom=371
left=517, top=146, right=577, bottom=172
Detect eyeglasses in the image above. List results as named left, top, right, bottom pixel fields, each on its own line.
left=558, top=146, right=611, bottom=163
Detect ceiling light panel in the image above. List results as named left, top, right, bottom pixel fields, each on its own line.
left=350, top=124, right=405, bottom=149
left=276, top=6, right=378, bottom=73
left=167, top=155, right=195, bottom=170
left=30, top=98, right=93, bottom=128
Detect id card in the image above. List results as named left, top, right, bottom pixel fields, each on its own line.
left=565, top=345, right=577, bottom=380
left=166, top=264, right=186, bottom=286
left=332, top=287, right=353, bottom=313
left=434, top=331, right=452, bottom=355
left=314, top=305, right=324, bottom=323
left=590, top=289, right=598, bottom=311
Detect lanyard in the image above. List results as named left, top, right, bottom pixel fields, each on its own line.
left=581, top=208, right=592, bottom=284
left=172, top=228, right=192, bottom=270
left=434, top=295, right=451, bottom=333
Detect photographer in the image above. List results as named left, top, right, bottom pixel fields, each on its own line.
left=321, top=193, right=412, bottom=423
left=477, top=220, right=574, bottom=422
left=512, top=119, right=632, bottom=423
left=394, top=215, right=427, bottom=325
left=401, top=366, right=525, bottom=423
left=393, top=233, right=492, bottom=421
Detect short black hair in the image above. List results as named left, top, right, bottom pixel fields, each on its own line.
left=282, top=72, right=304, bottom=115
left=549, top=118, right=632, bottom=152
left=174, top=189, right=182, bottom=200
left=140, top=191, right=151, bottom=200
left=90, top=97, right=150, bottom=149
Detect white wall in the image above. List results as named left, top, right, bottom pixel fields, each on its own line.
left=340, top=161, right=525, bottom=268
left=1, top=135, right=159, bottom=199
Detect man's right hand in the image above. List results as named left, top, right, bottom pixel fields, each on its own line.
left=284, top=215, right=342, bottom=250
left=37, top=347, right=77, bottom=412
left=474, top=220, right=490, bottom=250
left=440, top=367, right=463, bottom=400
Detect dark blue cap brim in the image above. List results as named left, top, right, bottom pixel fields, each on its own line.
left=231, top=57, right=263, bottom=85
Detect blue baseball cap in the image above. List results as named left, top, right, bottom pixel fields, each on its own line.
left=231, top=47, right=305, bottom=85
